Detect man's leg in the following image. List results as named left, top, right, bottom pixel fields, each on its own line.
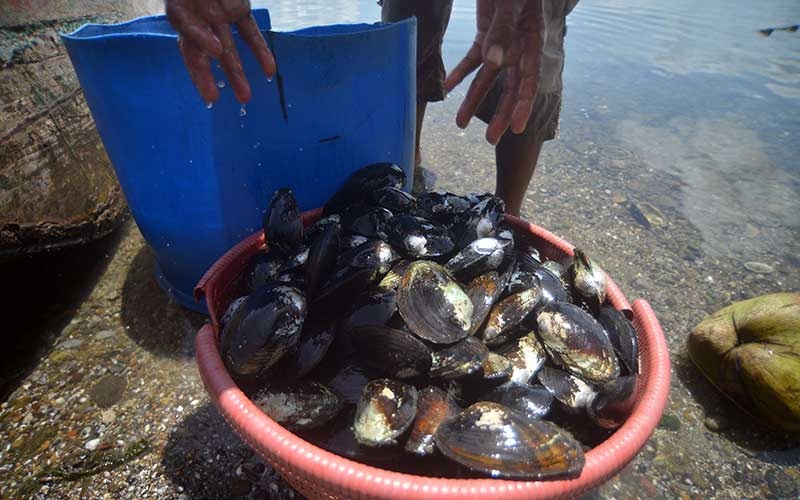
left=415, top=100, right=427, bottom=167
left=495, top=133, right=543, bottom=217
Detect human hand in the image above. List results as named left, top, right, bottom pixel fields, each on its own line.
left=444, top=0, right=544, bottom=145
left=166, top=0, right=276, bottom=103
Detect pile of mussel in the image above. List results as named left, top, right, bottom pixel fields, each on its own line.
left=219, top=163, right=640, bottom=480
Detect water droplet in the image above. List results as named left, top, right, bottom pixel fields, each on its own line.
left=188, top=159, right=193, bottom=164
left=240, top=124, right=244, bottom=128
left=298, top=147, right=304, bottom=152
left=217, top=80, right=226, bottom=88
left=257, top=162, right=262, bottom=167
left=239, top=105, right=247, bottom=117
left=287, top=103, right=293, bottom=109
left=206, top=102, right=214, bottom=109
left=267, top=76, right=273, bottom=83
left=252, top=142, right=261, bottom=149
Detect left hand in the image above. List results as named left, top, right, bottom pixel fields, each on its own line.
left=444, top=0, right=544, bottom=145
left=166, top=0, right=276, bottom=104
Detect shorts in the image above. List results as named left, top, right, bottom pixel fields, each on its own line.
left=381, top=0, right=453, bottom=102
left=476, top=84, right=562, bottom=144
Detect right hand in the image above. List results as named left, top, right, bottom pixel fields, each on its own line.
left=166, top=0, right=276, bottom=103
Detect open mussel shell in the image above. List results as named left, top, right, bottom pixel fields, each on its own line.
left=263, top=188, right=303, bottom=256
left=466, top=271, right=504, bottom=336
left=445, top=237, right=507, bottom=283
left=340, top=290, right=398, bottom=333
left=324, top=162, right=406, bottom=215
left=495, top=333, right=547, bottom=384
left=537, top=302, right=620, bottom=384
left=481, top=287, right=542, bottom=346
left=350, top=325, right=432, bottom=379
left=405, top=386, right=460, bottom=456
left=480, top=382, right=554, bottom=421
left=588, top=375, right=639, bottom=429
left=341, top=206, right=394, bottom=240
left=430, top=337, right=489, bottom=380
left=220, top=284, right=306, bottom=380
left=353, top=379, right=419, bottom=447
left=387, top=215, right=455, bottom=258
left=304, top=220, right=341, bottom=299
left=397, top=261, right=474, bottom=344
left=371, top=186, right=416, bottom=214
left=597, top=305, right=639, bottom=375
left=271, top=317, right=337, bottom=380
left=435, top=402, right=585, bottom=480
left=537, top=366, right=597, bottom=414
left=251, top=380, right=343, bottom=430
left=376, top=259, right=412, bottom=292
left=569, top=248, right=608, bottom=312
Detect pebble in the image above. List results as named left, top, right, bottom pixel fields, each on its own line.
left=109, top=363, right=126, bottom=375
left=59, top=339, right=83, bottom=349
left=85, top=438, right=102, bottom=451
left=658, top=413, right=682, bottom=431
left=90, top=375, right=127, bottom=408
left=22, top=413, right=34, bottom=425
left=101, top=409, right=117, bottom=424
left=703, top=415, right=729, bottom=432
left=53, top=397, right=66, bottom=406
left=95, top=329, right=116, bottom=340
left=744, top=261, right=773, bottom=274
left=612, top=193, right=627, bottom=204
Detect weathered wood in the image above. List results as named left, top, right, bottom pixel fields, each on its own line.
left=0, top=0, right=162, bottom=258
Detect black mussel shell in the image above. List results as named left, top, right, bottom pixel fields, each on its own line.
left=457, top=352, right=515, bottom=402
left=533, top=266, right=571, bottom=306
left=505, top=266, right=541, bottom=297
left=416, top=191, right=472, bottom=221
left=251, top=380, right=343, bottom=430
left=516, top=245, right=542, bottom=270
left=350, top=325, right=433, bottom=379
left=397, top=261, right=473, bottom=344
left=341, top=206, right=393, bottom=240
left=596, top=305, right=639, bottom=375
left=536, top=302, right=620, bottom=384
left=480, top=382, right=554, bottom=421
left=537, top=366, right=597, bottom=414
left=340, top=290, right=398, bottom=333
left=326, top=363, right=379, bottom=405
left=278, top=245, right=309, bottom=274
left=303, top=213, right=340, bottom=244
left=271, top=317, right=337, bottom=380
left=405, top=386, right=460, bottom=456
left=435, top=402, right=585, bottom=479
left=451, top=196, right=505, bottom=250
left=220, top=296, right=247, bottom=331
left=341, top=240, right=400, bottom=274
left=466, top=271, right=504, bottom=336
left=464, top=192, right=493, bottom=207
left=387, top=215, right=454, bottom=259
left=305, top=221, right=341, bottom=299
left=570, top=248, right=608, bottom=312
left=588, top=375, right=639, bottom=429
left=541, top=260, right=568, bottom=286
left=430, top=337, right=490, bottom=379
left=276, top=270, right=305, bottom=289
left=495, top=333, right=547, bottom=384
left=246, top=252, right=283, bottom=293
left=264, top=188, right=303, bottom=256
left=341, top=234, right=369, bottom=252
left=220, top=284, right=306, bottom=380
left=353, top=379, right=419, bottom=447
left=371, top=186, right=416, bottom=214
left=324, top=162, right=406, bottom=215
left=376, top=259, right=412, bottom=291
left=445, top=237, right=507, bottom=283
left=480, top=287, right=542, bottom=346
left=313, top=266, right=379, bottom=312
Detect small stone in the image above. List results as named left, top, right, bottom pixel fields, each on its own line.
left=689, top=471, right=710, bottom=490
left=612, top=194, right=627, bottom=204
left=22, top=413, right=34, bottom=425
left=269, top=482, right=279, bottom=493
left=108, top=363, right=126, bottom=375
left=744, top=261, right=773, bottom=274
left=106, top=291, right=119, bottom=302
left=89, top=375, right=127, bottom=408
left=609, top=159, right=625, bottom=169
left=658, top=413, right=681, bottom=431
left=53, top=397, right=66, bottom=406
left=85, top=438, right=102, bottom=451
left=703, top=415, right=729, bottom=432
left=101, top=409, right=116, bottom=424
left=59, top=339, right=83, bottom=349
left=95, top=330, right=116, bottom=340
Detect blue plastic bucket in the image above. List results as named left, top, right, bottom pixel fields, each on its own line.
left=62, top=9, right=416, bottom=312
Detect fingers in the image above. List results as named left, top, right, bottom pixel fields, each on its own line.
left=237, top=14, right=276, bottom=78
left=179, top=38, right=220, bottom=103
left=456, top=64, right=499, bottom=129
left=510, top=1, right=543, bottom=133
left=486, top=70, right=518, bottom=144
left=481, top=0, right=523, bottom=68
left=444, top=43, right=482, bottom=91
left=213, top=23, right=252, bottom=103
left=167, top=1, right=222, bottom=57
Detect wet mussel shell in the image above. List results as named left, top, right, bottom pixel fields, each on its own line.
left=271, top=317, right=338, bottom=380
left=495, top=333, right=547, bottom=384
left=340, top=290, right=398, bottom=333
left=246, top=252, right=283, bottom=293
left=325, top=363, right=379, bottom=406
left=466, top=271, right=505, bottom=336
left=405, top=386, right=460, bottom=456
left=537, top=302, right=620, bottom=384
left=220, top=284, right=306, bottom=380
left=597, top=305, right=639, bottom=375
left=445, top=237, right=507, bottom=283
left=416, top=191, right=472, bottom=221
left=537, top=366, right=597, bottom=414
left=251, top=380, right=343, bottom=430
left=350, top=325, right=433, bottom=379
left=533, top=266, right=571, bottom=306
left=387, top=215, right=455, bottom=259
left=324, top=162, right=406, bottom=215
left=376, top=259, right=412, bottom=292
left=457, top=352, right=515, bottom=403
left=341, top=206, right=394, bottom=240
left=429, top=337, right=489, bottom=380
left=587, top=375, right=639, bottom=429
left=304, top=220, right=341, bottom=299
left=353, top=379, right=419, bottom=447
left=264, top=188, right=303, bottom=256
left=220, top=296, right=247, bottom=331
left=570, top=248, right=608, bottom=312
left=481, top=287, right=542, bottom=346
left=397, top=261, right=474, bottom=344
left=313, top=266, right=380, bottom=312
left=371, top=186, right=417, bottom=214
left=480, top=382, right=554, bottom=421
left=450, top=196, right=506, bottom=251
left=434, top=402, right=585, bottom=480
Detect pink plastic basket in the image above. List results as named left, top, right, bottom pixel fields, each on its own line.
left=194, top=211, right=671, bottom=499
